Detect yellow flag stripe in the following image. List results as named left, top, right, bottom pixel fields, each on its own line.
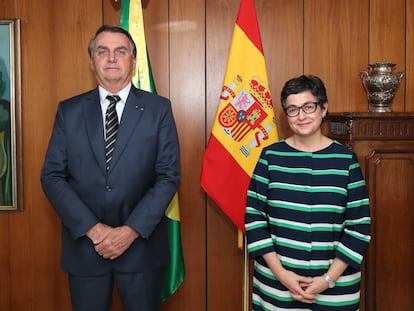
left=128, top=0, right=151, bottom=91
left=165, top=193, right=180, bottom=221
left=223, top=25, right=268, bottom=85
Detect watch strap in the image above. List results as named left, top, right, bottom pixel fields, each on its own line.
left=324, top=273, right=336, bottom=288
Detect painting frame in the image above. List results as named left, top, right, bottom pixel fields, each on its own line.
left=0, top=19, right=22, bottom=211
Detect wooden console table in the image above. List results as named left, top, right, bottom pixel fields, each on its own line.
left=324, top=112, right=414, bottom=311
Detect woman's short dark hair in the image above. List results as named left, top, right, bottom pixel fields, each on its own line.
left=88, top=25, right=137, bottom=58
left=280, top=75, right=328, bottom=110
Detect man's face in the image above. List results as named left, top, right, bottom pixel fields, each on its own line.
left=90, top=31, right=136, bottom=92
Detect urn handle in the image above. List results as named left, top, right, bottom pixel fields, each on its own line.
left=359, top=71, right=369, bottom=80
left=396, top=71, right=405, bottom=81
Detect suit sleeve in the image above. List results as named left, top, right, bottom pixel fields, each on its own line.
left=40, top=103, right=99, bottom=239
left=123, top=97, right=181, bottom=239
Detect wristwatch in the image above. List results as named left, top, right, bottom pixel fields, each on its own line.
left=324, top=273, right=336, bottom=288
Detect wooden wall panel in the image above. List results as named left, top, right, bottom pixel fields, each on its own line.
left=167, top=0, right=207, bottom=309
left=370, top=0, right=406, bottom=112
left=407, top=0, right=414, bottom=112
left=0, top=216, right=10, bottom=310
left=104, top=0, right=122, bottom=26
left=143, top=0, right=169, bottom=97
left=365, top=149, right=414, bottom=310
left=258, top=0, right=303, bottom=138
left=304, top=0, right=369, bottom=113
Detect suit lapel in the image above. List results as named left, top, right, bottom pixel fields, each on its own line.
left=110, top=87, right=145, bottom=169
left=84, top=89, right=107, bottom=171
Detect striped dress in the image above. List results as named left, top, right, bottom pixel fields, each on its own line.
left=245, top=140, right=371, bottom=311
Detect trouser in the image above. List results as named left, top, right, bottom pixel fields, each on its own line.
left=68, top=268, right=164, bottom=311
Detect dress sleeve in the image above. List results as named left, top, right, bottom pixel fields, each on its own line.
left=335, top=153, right=371, bottom=269
left=245, top=150, right=276, bottom=258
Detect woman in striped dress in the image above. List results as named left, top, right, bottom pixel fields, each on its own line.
left=245, top=75, right=371, bottom=310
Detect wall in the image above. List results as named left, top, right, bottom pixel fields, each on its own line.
left=0, top=0, right=413, bottom=310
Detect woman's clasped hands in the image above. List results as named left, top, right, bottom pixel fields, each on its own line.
left=279, top=270, right=330, bottom=304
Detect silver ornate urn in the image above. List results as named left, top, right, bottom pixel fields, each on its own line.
left=360, top=62, right=404, bottom=112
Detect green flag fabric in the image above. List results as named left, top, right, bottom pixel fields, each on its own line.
left=120, top=0, right=185, bottom=302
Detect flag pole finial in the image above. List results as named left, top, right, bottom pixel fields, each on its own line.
left=110, top=0, right=121, bottom=9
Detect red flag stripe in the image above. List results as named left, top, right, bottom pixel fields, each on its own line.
left=200, top=135, right=250, bottom=231
left=236, top=0, right=263, bottom=53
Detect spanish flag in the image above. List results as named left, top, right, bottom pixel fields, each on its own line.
left=201, top=0, right=278, bottom=232
left=120, top=0, right=185, bottom=301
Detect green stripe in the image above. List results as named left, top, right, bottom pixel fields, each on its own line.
left=161, top=218, right=185, bottom=301
left=316, top=297, right=360, bottom=307
left=248, top=240, right=274, bottom=253
left=348, top=180, right=366, bottom=189
left=245, top=221, right=268, bottom=231
left=275, top=240, right=335, bottom=252
left=269, top=218, right=343, bottom=232
left=145, top=51, right=157, bottom=92
left=344, top=228, right=371, bottom=242
left=280, top=258, right=330, bottom=270
left=268, top=164, right=348, bottom=176
left=269, top=219, right=343, bottom=232
left=265, top=150, right=352, bottom=159
left=349, top=162, right=360, bottom=170
left=337, top=244, right=363, bottom=264
left=254, top=263, right=277, bottom=280
left=253, top=283, right=293, bottom=304
left=247, top=189, right=267, bottom=202
left=120, top=0, right=131, bottom=31
left=251, top=173, right=269, bottom=184
left=257, top=157, right=268, bottom=165
left=268, top=200, right=344, bottom=213
left=269, top=182, right=347, bottom=195
left=347, top=198, right=370, bottom=208
left=337, top=276, right=361, bottom=287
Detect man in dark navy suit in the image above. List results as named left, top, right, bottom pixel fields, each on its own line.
left=41, top=25, right=180, bottom=311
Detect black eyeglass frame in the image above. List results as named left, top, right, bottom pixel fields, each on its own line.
left=284, top=101, right=319, bottom=117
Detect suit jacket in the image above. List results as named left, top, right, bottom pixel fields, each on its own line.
left=41, top=85, right=180, bottom=275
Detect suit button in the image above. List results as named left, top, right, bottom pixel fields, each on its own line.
left=105, top=185, right=112, bottom=191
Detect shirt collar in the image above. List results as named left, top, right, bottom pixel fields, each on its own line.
left=98, top=82, right=132, bottom=103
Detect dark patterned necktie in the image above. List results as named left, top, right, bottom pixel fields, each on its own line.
left=105, top=95, right=121, bottom=164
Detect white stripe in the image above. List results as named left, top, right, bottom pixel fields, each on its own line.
left=317, top=291, right=360, bottom=303
left=269, top=217, right=344, bottom=231
left=268, top=200, right=346, bottom=212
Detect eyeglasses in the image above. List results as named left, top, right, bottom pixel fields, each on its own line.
left=285, top=102, right=319, bottom=117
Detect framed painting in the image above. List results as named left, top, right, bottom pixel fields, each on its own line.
left=0, top=19, right=22, bottom=210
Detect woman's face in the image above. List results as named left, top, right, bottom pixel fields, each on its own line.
left=285, top=90, right=327, bottom=137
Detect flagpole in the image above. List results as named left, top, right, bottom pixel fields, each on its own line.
left=242, top=233, right=249, bottom=311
